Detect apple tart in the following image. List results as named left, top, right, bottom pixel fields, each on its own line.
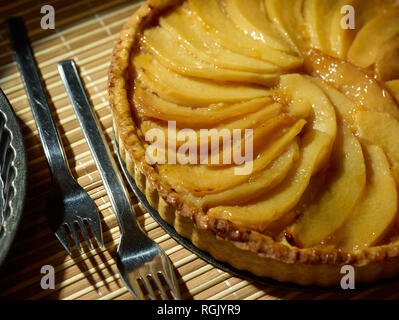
left=109, top=0, right=399, bottom=286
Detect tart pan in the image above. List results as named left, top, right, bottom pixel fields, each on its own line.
left=0, top=89, right=27, bottom=268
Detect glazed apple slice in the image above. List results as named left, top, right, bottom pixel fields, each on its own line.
left=305, top=49, right=399, bottom=120
left=280, top=74, right=336, bottom=138
left=200, top=141, right=299, bottom=207
left=188, top=0, right=303, bottom=70
left=141, top=26, right=279, bottom=86
left=350, top=0, right=393, bottom=28
left=139, top=101, right=285, bottom=152
left=133, top=54, right=271, bottom=107
left=375, top=36, right=399, bottom=81
left=307, top=77, right=356, bottom=125
left=278, top=74, right=336, bottom=172
left=142, top=113, right=296, bottom=171
left=348, top=9, right=399, bottom=69
left=279, top=95, right=312, bottom=121
left=207, top=114, right=295, bottom=166
left=207, top=130, right=332, bottom=231
left=222, top=0, right=293, bottom=52
left=303, top=0, right=336, bottom=54
left=355, top=111, right=399, bottom=184
left=265, top=0, right=309, bottom=52
left=134, top=86, right=273, bottom=127
left=330, top=145, right=398, bottom=252
left=328, top=0, right=356, bottom=59
left=157, top=120, right=306, bottom=196
left=206, top=74, right=337, bottom=230
left=305, top=0, right=355, bottom=58
left=288, top=126, right=366, bottom=248
left=160, top=10, right=278, bottom=74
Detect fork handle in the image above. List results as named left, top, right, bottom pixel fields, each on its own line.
left=57, top=60, right=141, bottom=235
left=5, top=17, right=71, bottom=180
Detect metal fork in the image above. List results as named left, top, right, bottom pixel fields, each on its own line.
left=57, top=59, right=181, bottom=300
left=5, top=17, right=103, bottom=255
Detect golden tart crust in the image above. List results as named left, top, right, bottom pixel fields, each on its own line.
left=109, top=0, right=399, bottom=286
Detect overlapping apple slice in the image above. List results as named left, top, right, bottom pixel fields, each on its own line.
left=159, top=10, right=278, bottom=74
left=279, top=74, right=337, bottom=172
left=330, top=0, right=399, bottom=61
left=355, top=111, right=399, bottom=184
left=207, top=75, right=336, bottom=231
left=386, top=80, right=399, bottom=104
left=287, top=75, right=396, bottom=248
left=128, top=0, right=399, bottom=253
left=141, top=26, right=279, bottom=86
left=305, top=49, right=399, bottom=120
left=328, top=0, right=356, bottom=59
left=157, top=119, right=306, bottom=196
left=304, top=0, right=358, bottom=59
left=133, top=86, right=273, bottom=127
left=374, top=36, right=399, bottom=81
left=307, top=77, right=356, bottom=126
left=188, top=0, right=303, bottom=70
left=303, top=0, right=337, bottom=54
left=348, top=9, right=399, bottom=69
left=133, top=54, right=271, bottom=107
left=265, top=0, right=309, bottom=52
left=222, top=0, right=294, bottom=52
left=199, top=142, right=299, bottom=207
left=138, top=101, right=288, bottom=155
left=349, top=0, right=397, bottom=29
left=328, top=144, right=398, bottom=252
left=288, top=125, right=366, bottom=248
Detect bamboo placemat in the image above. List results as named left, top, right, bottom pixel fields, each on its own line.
left=0, top=0, right=398, bottom=300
